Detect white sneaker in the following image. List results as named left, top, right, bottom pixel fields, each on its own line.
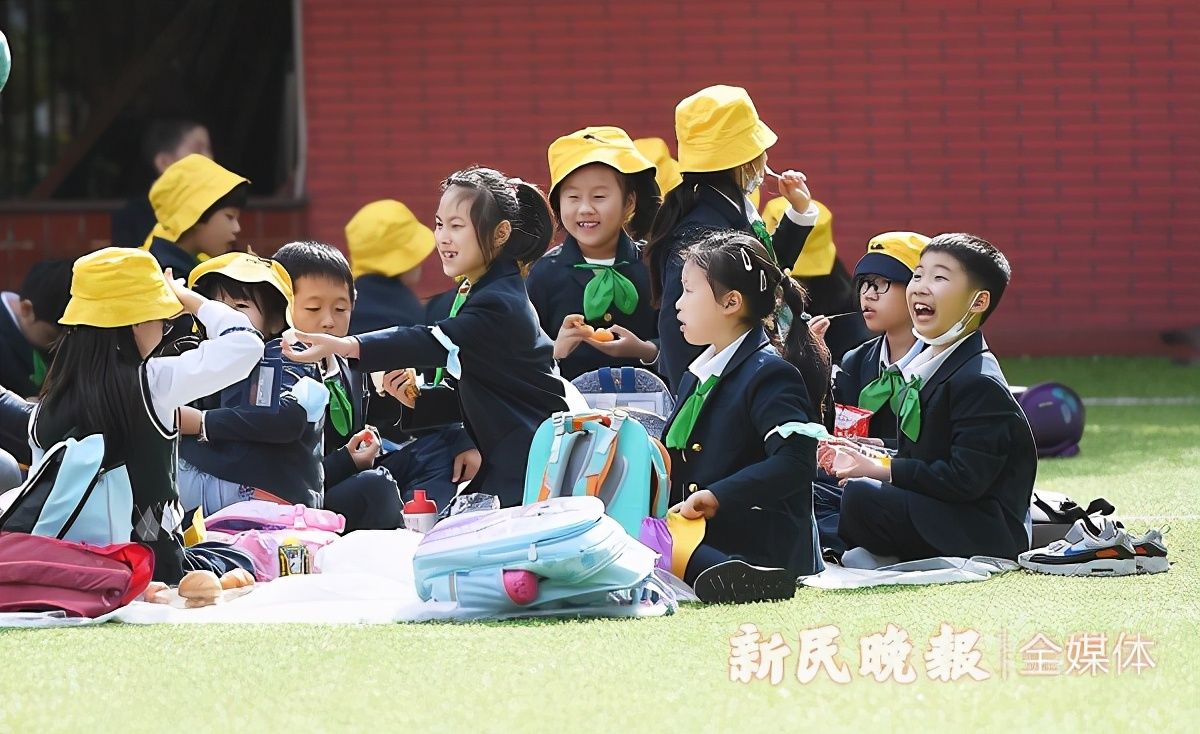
left=1018, top=517, right=1136, bottom=576
left=1128, top=527, right=1169, bottom=574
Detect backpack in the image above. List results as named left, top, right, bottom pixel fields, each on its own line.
left=522, top=410, right=670, bottom=537
left=571, top=367, right=675, bottom=418
left=412, top=496, right=674, bottom=618
left=0, top=533, right=153, bottom=618
left=0, top=434, right=134, bottom=546
left=202, top=500, right=345, bottom=581
left=1030, top=490, right=1116, bottom=547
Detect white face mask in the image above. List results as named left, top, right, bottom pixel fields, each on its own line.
left=914, top=290, right=983, bottom=347
left=741, top=164, right=765, bottom=196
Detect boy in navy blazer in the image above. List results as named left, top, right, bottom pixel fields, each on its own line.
left=832, top=233, right=1036, bottom=561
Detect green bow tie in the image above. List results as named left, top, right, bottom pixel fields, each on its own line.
left=665, top=374, right=720, bottom=450
left=749, top=219, right=778, bottom=263
left=573, top=262, right=638, bottom=321
left=30, top=349, right=47, bottom=388
left=324, top=377, right=353, bottom=437
left=858, top=369, right=924, bottom=442
left=432, top=283, right=471, bottom=387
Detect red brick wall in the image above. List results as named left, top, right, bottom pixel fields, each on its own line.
left=301, top=0, right=1199, bottom=355
left=0, top=204, right=307, bottom=290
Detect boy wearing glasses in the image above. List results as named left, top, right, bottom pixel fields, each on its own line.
left=830, top=232, right=931, bottom=442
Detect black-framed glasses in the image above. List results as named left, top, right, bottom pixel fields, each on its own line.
left=857, top=277, right=892, bottom=296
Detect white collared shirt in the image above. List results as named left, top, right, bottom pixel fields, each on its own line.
left=582, top=256, right=616, bottom=266
left=709, top=187, right=820, bottom=229
left=687, top=329, right=753, bottom=384
left=901, top=332, right=982, bottom=389
left=879, top=338, right=926, bottom=373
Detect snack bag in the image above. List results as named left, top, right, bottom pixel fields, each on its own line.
left=833, top=403, right=873, bottom=438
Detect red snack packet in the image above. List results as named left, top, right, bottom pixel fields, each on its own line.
left=834, top=403, right=873, bottom=438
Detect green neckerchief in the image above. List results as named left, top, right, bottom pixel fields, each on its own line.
left=324, top=376, right=353, bottom=437
left=858, top=367, right=924, bottom=442
left=432, top=282, right=471, bottom=387
left=749, top=219, right=778, bottom=263
left=30, top=349, right=48, bottom=388
left=664, top=374, right=720, bottom=450
left=572, top=262, right=638, bottom=321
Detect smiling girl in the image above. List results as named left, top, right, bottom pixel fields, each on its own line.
left=282, top=167, right=577, bottom=506
left=525, top=126, right=661, bottom=380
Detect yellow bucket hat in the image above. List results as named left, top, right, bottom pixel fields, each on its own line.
left=633, top=137, right=683, bottom=195
left=60, top=247, right=183, bottom=328
left=143, top=154, right=249, bottom=248
left=855, top=232, right=931, bottom=283
left=547, top=126, right=657, bottom=195
left=188, top=252, right=295, bottom=326
left=763, top=197, right=838, bottom=277
left=675, top=85, right=777, bottom=173
left=345, top=200, right=436, bottom=279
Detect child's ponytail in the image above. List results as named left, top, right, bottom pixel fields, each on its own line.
left=779, top=273, right=833, bottom=423
left=509, top=180, right=554, bottom=270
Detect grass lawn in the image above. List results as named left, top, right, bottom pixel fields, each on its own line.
left=1, top=357, right=1196, bottom=732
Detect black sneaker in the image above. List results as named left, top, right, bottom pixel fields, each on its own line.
left=692, top=559, right=796, bottom=604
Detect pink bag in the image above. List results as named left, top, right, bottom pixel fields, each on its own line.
left=203, top=501, right=345, bottom=581
left=204, top=500, right=346, bottom=535
left=0, top=532, right=154, bottom=617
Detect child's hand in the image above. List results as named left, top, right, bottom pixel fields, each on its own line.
left=588, top=325, right=658, bottom=362
left=281, top=329, right=357, bottom=363
left=380, top=369, right=418, bottom=408
left=345, top=428, right=380, bottom=470
left=452, top=448, right=481, bottom=483
left=554, top=314, right=593, bottom=360
left=177, top=406, right=203, bottom=436
left=670, top=489, right=720, bottom=520
left=833, top=448, right=891, bottom=483
left=163, top=268, right=206, bottom=315
left=807, top=315, right=831, bottom=343
left=775, top=170, right=812, bottom=212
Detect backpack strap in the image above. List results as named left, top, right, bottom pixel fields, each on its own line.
left=648, top=437, right=671, bottom=518
left=620, top=366, right=636, bottom=390
left=598, top=369, right=617, bottom=393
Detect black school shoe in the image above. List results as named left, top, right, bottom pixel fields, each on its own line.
left=692, top=560, right=797, bottom=604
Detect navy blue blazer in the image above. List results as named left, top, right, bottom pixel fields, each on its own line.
left=0, top=302, right=42, bottom=399
left=181, top=339, right=325, bottom=506
left=146, top=237, right=200, bottom=279
left=354, top=258, right=569, bottom=505
left=663, top=326, right=821, bottom=576
left=889, top=330, right=1037, bottom=559
left=349, top=275, right=425, bottom=336
left=652, top=187, right=813, bottom=393
left=833, top=335, right=899, bottom=442
left=525, top=233, right=658, bottom=381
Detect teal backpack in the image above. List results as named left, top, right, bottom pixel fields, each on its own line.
left=522, top=409, right=670, bottom=537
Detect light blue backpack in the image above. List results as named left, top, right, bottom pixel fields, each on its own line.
left=0, top=434, right=134, bottom=545
left=412, top=496, right=675, bottom=618
left=522, top=410, right=670, bottom=537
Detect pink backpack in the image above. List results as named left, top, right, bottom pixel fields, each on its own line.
left=203, top=501, right=345, bottom=581
left=0, top=532, right=153, bottom=617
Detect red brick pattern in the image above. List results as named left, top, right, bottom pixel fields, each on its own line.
left=300, top=0, right=1199, bottom=354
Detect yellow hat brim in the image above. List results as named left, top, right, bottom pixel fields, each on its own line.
left=61, top=247, right=185, bottom=328
left=549, top=145, right=655, bottom=194
left=188, top=252, right=296, bottom=327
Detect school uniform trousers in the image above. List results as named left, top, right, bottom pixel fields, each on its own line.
left=838, top=331, right=1037, bottom=561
